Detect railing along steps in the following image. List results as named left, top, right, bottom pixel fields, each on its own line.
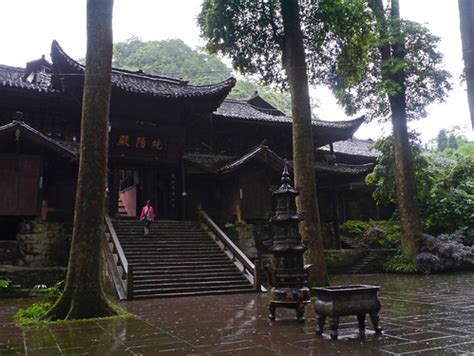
left=111, top=218, right=256, bottom=299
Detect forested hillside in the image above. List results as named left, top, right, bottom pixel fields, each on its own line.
left=113, top=37, right=292, bottom=114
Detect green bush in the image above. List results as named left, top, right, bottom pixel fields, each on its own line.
left=15, top=302, right=52, bottom=326
left=384, top=254, right=419, bottom=273
left=32, top=281, right=63, bottom=299
left=340, top=220, right=371, bottom=236
left=366, top=134, right=474, bottom=239
left=340, top=220, right=400, bottom=248
left=0, top=279, right=10, bottom=289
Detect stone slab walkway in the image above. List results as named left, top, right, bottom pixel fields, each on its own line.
left=1, top=273, right=474, bottom=355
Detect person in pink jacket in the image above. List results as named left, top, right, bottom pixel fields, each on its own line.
left=139, top=200, right=155, bottom=236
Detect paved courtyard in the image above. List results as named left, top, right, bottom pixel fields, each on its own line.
left=1, top=272, right=474, bottom=355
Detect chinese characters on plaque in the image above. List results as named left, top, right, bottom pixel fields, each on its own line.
left=115, top=134, right=163, bottom=151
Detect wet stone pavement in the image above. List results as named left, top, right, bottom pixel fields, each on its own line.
left=1, top=273, right=474, bottom=355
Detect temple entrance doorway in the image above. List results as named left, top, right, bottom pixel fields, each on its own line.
left=115, top=165, right=179, bottom=220
left=117, top=168, right=138, bottom=217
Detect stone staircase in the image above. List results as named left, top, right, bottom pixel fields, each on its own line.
left=118, top=198, right=128, bottom=217
left=344, top=250, right=378, bottom=274
left=112, top=219, right=255, bottom=299
left=340, top=235, right=365, bottom=249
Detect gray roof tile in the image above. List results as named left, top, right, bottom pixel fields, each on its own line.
left=51, top=41, right=236, bottom=99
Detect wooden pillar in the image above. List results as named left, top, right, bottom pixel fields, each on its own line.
left=332, top=186, right=342, bottom=249
left=181, top=160, right=187, bottom=221
left=109, top=166, right=119, bottom=217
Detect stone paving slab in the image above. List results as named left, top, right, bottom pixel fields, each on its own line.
left=0, top=272, right=473, bottom=354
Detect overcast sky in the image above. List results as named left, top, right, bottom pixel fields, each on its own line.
left=0, top=0, right=471, bottom=142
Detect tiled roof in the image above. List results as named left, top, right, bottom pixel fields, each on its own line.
left=183, top=153, right=234, bottom=173
left=213, top=99, right=365, bottom=147
left=51, top=41, right=236, bottom=99
left=314, top=162, right=374, bottom=175
left=214, top=99, right=364, bottom=129
left=319, top=138, right=379, bottom=158
left=218, top=144, right=285, bottom=174
left=0, top=64, right=54, bottom=93
left=0, top=121, right=78, bottom=158
left=185, top=144, right=373, bottom=177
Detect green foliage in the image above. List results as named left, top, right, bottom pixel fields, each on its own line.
left=113, top=37, right=292, bottom=114
left=15, top=302, right=52, bottom=326
left=365, top=133, right=428, bottom=206
left=199, top=0, right=374, bottom=90
left=0, top=279, right=10, bottom=289
left=423, top=154, right=474, bottom=240
left=435, top=127, right=474, bottom=158
left=384, top=253, right=419, bottom=273
left=338, top=16, right=451, bottom=120
left=198, top=1, right=450, bottom=122
left=340, top=219, right=400, bottom=249
left=367, top=134, right=474, bottom=239
left=32, top=281, right=63, bottom=299
left=456, top=140, right=474, bottom=157
left=340, top=220, right=371, bottom=236
left=437, top=129, right=448, bottom=151
left=114, top=37, right=231, bottom=84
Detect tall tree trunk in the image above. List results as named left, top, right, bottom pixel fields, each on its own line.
left=368, top=0, right=421, bottom=259
left=42, top=0, right=117, bottom=320
left=458, top=0, right=474, bottom=129
left=280, top=0, right=329, bottom=287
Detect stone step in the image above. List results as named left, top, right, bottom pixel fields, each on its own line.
left=127, top=254, right=227, bottom=259
left=120, top=242, right=217, bottom=248
left=116, top=233, right=210, bottom=237
left=127, top=256, right=229, bottom=263
left=131, top=261, right=235, bottom=269
left=113, top=221, right=201, bottom=227
left=120, top=241, right=216, bottom=246
left=133, top=265, right=242, bottom=278
left=134, top=279, right=249, bottom=290
left=132, top=266, right=240, bottom=275
left=124, top=248, right=223, bottom=254
left=133, top=283, right=253, bottom=296
left=345, top=253, right=378, bottom=273
left=131, top=288, right=256, bottom=299
left=133, top=274, right=244, bottom=283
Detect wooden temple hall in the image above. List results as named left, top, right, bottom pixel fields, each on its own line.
left=0, top=41, right=378, bottom=244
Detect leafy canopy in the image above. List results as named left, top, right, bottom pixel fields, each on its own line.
left=199, top=0, right=374, bottom=89
left=336, top=9, right=452, bottom=121
left=199, top=0, right=451, bottom=122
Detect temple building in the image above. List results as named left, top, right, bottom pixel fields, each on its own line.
left=0, top=41, right=378, bottom=264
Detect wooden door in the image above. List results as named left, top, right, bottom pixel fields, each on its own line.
left=0, top=157, right=40, bottom=216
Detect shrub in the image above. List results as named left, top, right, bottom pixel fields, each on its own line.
left=417, top=232, right=474, bottom=271
left=340, top=220, right=400, bottom=249
left=362, top=227, right=387, bottom=248
left=340, top=220, right=371, bottom=236
left=384, top=253, right=419, bottom=273
left=366, top=134, right=474, bottom=239
left=15, top=302, right=52, bottom=326
left=414, top=252, right=443, bottom=274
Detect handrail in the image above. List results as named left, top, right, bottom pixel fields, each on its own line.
left=199, top=210, right=262, bottom=291
left=104, top=214, right=133, bottom=299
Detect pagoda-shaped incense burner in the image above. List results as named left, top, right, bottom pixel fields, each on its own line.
left=268, top=161, right=311, bottom=321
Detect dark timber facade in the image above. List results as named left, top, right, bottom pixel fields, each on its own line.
left=0, top=41, right=376, bottom=246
